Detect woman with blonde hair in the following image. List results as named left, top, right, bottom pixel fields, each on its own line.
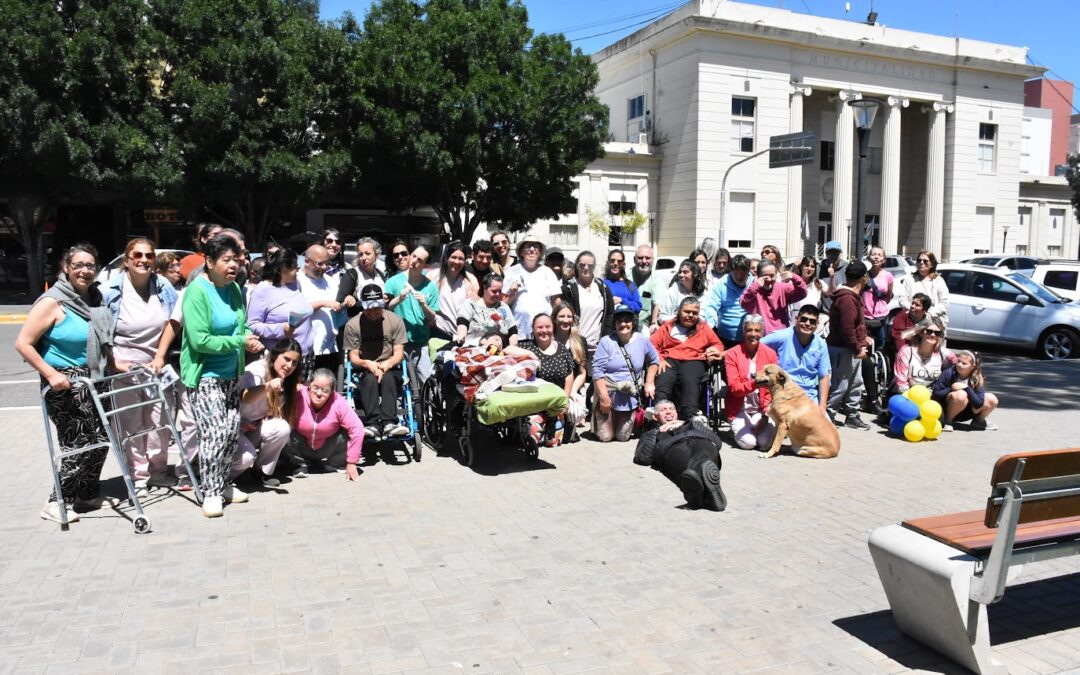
left=552, top=301, right=589, bottom=435
left=894, top=320, right=955, bottom=394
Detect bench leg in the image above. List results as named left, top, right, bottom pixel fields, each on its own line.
left=868, top=524, right=1014, bottom=674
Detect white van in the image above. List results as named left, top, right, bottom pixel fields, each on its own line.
left=1031, top=263, right=1080, bottom=301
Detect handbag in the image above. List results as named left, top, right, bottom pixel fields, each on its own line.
left=616, top=337, right=649, bottom=434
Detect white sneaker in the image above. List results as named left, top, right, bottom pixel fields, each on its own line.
left=384, top=422, right=409, bottom=438
left=202, top=495, right=224, bottom=518
left=223, top=485, right=248, bottom=504
left=41, top=501, right=79, bottom=524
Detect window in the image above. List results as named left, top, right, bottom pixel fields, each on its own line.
left=608, top=201, right=635, bottom=216
left=820, top=141, right=835, bottom=171
left=627, top=95, right=645, bottom=121
left=1016, top=244, right=1028, bottom=255
left=972, top=272, right=1025, bottom=303
left=608, top=225, right=626, bottom=246
left=976, top=206, right=994, bottom=256
left=868, top=147, right=883, bottom=174
left=731, top=97, right=756, bottom=153
left=1043, top=270, right=1079, bottom=292
left=1048, top=245, right=1062, bottom=257
left=1013, top=258, right=1036, bottom=271
left=942, top=270, right=969, bottom=295
left=725, top=192, right=755, bottom=248
left=817, top=212, right=832, bottom=247
left=549, top=224, right=578, bottom=246
left=978, top=123, right=997, bottom=173
left=973, top=249, right=990, bottom=254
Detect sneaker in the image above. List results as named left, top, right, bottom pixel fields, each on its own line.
left=133, top=487, right=149, bottom=500
left=175, top=474, right=195, bottom=491
left=363, top=425, right=379, bottom=440
left=383, top=422, right=409, bottom=438
left=970, top=419, right=998, bottom=431
left=202, top=495, right=224, bottom=518
left=147, top=473, right=178, bottom=488
left=699, top=460, right=727, bottom=512
left=41, top=501, right=79, bottom=524
left=678, top=469, right=704, bottom=509
left=292, top=464, right=309, bottom=479
left=941, top=421, right=954, bottom=432
left=691, top=414, right=710, bottom=427
left=844, top=414, right=871, bottom=430
left=223, top=485, right=249, bottom=504
left=255, top=470, right=281, bottom=488
left=73, top=494, right=122, bottom=511
left=865, top=402, right=884, bottom=416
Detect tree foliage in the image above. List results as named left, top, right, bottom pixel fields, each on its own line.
left=0, top=0, right=180, bottom=292
left=349, top=0, right=608, bottom=242
left=1066, top=153, right=1080, bottom=225
left=151, top=0, right=352, bottom=243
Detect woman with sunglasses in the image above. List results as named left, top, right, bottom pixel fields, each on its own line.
left=893, top=320, right=955, bottom=395
left=603, top=250, right=642, bottom=316
left=760, top=245, right=785, bottom=275
left=16, top=244, right=115, bottom=523
left=898, top=250, right=950, bottom=326
left=387, top=240, right=412, bottom=278
left=103, top=238, right=179, bottom=496
left=787, top=257, right=827, bottom=334
left=321, top=228, right=348, bottom=278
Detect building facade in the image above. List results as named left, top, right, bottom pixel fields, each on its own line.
left=587, top=0, right=1048, bottom=262
left=1023, top=78, right=1074, bottom=175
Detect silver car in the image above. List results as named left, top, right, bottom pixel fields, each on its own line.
left=958, top=255, right=1049, bottom=278
left=937, top=264, right=1080, bottom=359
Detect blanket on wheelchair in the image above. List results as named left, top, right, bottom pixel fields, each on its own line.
left=473, top=382, right=569, bottom=426
left=454, top=347, right=540, bottom=402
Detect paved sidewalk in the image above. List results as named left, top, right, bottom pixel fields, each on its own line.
left=1, top=359, right=1079, bottom=674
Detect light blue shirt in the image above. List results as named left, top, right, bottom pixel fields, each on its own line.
left=703, top=275, right=749, bottom=342
left=760, top=327, right=831, bottom=402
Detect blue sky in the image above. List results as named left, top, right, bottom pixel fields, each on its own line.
left=319, top=0, right=1080, bottom=109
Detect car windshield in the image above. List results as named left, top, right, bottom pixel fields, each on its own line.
left=1008, top=272, right=1067, bottom=304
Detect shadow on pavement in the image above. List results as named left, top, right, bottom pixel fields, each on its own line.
left=982, top=358, right=1080, bottom=412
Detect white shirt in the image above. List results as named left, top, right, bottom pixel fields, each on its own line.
left=504, top=264, right=561, bottom=339
left=656, top=283, right=704, bottom=324
left=297, top=272, right=342, bottom=355
left=576, top=281, right=605, bottom=347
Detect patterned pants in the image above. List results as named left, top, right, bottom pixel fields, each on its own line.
left=43, top=366, right=109, bottom=503
left=190, top=378, right=240, bottom=498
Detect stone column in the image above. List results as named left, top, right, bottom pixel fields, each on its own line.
left=880, top=96, right=908, bottom=254
left=785, top=84, right=813, bottom=260
left=833, top=90, right=860, bottom=253
left=923, top=101, right=953, bottom=256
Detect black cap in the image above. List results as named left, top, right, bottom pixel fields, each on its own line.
left=360, top=284, right=385, bottom=309
left=846, top=259, right=868, bottom=280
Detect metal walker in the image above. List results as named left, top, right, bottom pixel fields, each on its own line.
left=40, top=367, right=202, bottom=533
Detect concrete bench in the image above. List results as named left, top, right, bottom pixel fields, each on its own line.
left=868, top=448, right=1080, bottom=674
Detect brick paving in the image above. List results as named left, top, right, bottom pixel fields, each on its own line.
left=1, top=358, right=1079, bottom=674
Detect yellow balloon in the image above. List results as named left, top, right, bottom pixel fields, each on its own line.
left=903, top=419, right=926, bottom=442
left=923, top=419, right=943, bottom=440
left=920, top=400, right=943, bottom=421
left=907, top=385, right=932, bottom=406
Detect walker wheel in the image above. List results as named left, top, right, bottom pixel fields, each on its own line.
left=133, top=516, right=152, bottom=534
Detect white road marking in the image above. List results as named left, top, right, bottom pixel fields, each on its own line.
left=0, top=406, right=40, bottom=411
left=0, top=379, right=39, bottom=384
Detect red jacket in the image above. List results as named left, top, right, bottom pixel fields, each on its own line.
left=650, top=319, right=723, bottom=361
left=724, top=343, right=778, bottom=420
left=827, top=286, right=868, bottom=351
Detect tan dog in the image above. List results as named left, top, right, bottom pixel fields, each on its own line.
left=753, top=364, right=840, bottom=459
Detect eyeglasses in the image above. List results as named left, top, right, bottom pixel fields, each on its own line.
left=324, top=238, right=339, bottom=244
left=609, top=259, right=625, bottom=266
left=309, top=259, right=329, bottom=268
left=924, top=329, right=943, bottom=336
left=493, top=239, right=509, bottom=247
left=69, top=262, right=98, bottom=272
left=917, top=259, right=931, bottom=264
left=797, top=316, right=818, bottom=326
left=576, top=263, right=595, bottom=270
left=392, top=250, right=409, bottom=259
left=167, top=263, right=182, bottom=272
left=309, top=384, right=332, bottom=394
left=128, top=251, right=155, bottom=261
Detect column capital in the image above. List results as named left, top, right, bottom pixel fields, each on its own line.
left=922, top=100, right=955, bottom=114
left=830, top=89, right=863, bottom=103
left=790, top=83, right=813, bottom=97
left=886, top=95, right=910, bottom=108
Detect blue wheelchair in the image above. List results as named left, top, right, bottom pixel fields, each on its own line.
left=344, top=358, right=422, bottom=462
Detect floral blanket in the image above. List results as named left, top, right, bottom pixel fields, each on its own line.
left=453, top=347, right=540, bottom=402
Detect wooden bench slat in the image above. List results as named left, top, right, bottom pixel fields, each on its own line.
left=903, top=513, right=1080, bottom=556
left=986, top=448, right=1080, bottom=527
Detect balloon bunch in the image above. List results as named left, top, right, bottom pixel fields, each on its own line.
left=887, top=385, right=943, bottom=442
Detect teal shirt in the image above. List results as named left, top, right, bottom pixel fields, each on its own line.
left=201, top=282, right=241, bottom=379
left=41, top=310, right=89, bottom=368
left=383, top=273, right=440, bottom=345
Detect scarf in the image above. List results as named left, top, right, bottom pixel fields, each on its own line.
left=36, top=276, right=114, bottom=378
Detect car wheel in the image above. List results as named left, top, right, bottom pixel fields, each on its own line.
left=1037, top=327, right=1078, bottom=360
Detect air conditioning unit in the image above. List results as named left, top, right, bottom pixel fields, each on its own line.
left=637, top=132, right=648, bottom=145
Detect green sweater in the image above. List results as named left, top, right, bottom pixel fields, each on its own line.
left=180, top=278, right=248, bottom=388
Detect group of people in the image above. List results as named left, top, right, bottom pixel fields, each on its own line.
left=18, top=225, right=1001, bottom=522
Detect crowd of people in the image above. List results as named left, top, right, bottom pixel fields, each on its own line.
left=17, top=225, right=1001, bottom=522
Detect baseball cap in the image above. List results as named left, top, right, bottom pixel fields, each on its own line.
left=360, top=283, right=385, bottom=309
left=545, top=246, right=564, bottom=263
left=824, top=240, right=842, bottom=252
left=613, top=304, right=636, bottom=318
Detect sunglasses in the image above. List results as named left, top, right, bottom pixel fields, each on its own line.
left=917, top=259, right=931, bottom=264
left=324, top=238, right=339, bottom=245
left=609, top=259, right=625, bottom=266
left=924, top=329, right=943, bottom=336
left=576, top=263, right=595, bottom=270
left=797, top=317, right=818, bottom=326
left=392, top=250, right=409, bottom=258
left=128, top=250, right=156, bottom=260
left=69, top=262, right=98, bottom=271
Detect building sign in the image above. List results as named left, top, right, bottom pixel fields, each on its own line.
left=144, top=208, right=181, bottom=224
left=801, top=51, right=940, bottom=83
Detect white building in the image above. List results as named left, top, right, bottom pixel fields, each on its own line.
left=1020, top=107, right=1052, bottom=177
left=575, top=0, right=1055, bottom=262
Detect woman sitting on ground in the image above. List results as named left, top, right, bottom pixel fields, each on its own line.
left=932, top=349, right=999, bottom=432
left=232, top=340, right=303, bottom=488
left=651, top=259, right=707, bottom=329
left=894, top=320, right=955, bottom=395
left=285, top=368, right=366, bottom=481
left=591, top=305, right=658, bottom=443
left=724, top=314, right=778, bottom=450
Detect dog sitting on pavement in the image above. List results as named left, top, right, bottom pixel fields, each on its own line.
left=753, top=364, right=840, bottom=459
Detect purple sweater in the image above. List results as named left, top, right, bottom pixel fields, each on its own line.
left=739, top=274, right=807, bottom=334
left=246, top=281, right=314, bottom=353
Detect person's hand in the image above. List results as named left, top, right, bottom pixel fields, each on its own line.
left=597, top=394, right=612, bottom=415
left=326, top=300, right=341, bottom=312
left=267, top=377, right=283, bottom=393
left=612, top=295, right=623, bottom=304
left=413, top=291, right=427, bottom=306
left=346, top=463, right=361, bottom=481
left=951, top=382, right=968, bottom=391
left=244, top=335, right=263, bottom=353
left=343, top=295, right=357, bottom=309
left=644, top=382, right=656, bottom=399
left=47, top=371, right=71, bottom=392
left=283, top=323, right=295, bottom=339
left=855, top=349, right=867, bottom=360
left=657, top=357, right=669, bottom=374
left=398, top=286, right=411, bottom=301
left=780, top=270, right=793, bottom=282
left=705, top=346, right=723, bottom=362
left=149, top=355, right=165, bottom=374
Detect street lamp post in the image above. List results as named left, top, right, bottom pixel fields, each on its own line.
left=1002, top=222, right=1010, bottom=254
left=849, top=98, right=883, bottom=257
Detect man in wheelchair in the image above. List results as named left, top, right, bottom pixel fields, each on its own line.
left=650, top=297, right=725, bottom=422
left=342, top=284, right=410, bottom=442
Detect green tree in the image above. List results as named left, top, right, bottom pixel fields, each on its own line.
left=152, top=0, right=352, bottom=245
left=0, top=0, right=180, bottom=293
left=349, top=0, right=608, bottom=243
left=1067, top=153, right=1080, bottom=226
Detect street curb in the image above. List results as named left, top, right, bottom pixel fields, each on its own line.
left=0, top=315, right=27, bottom=324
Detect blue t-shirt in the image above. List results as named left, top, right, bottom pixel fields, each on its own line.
left=760, top=327, right=831, bottom=402
left=41, top=310, right=89, bottom=368
left=202, top=281, right=241, bottom=379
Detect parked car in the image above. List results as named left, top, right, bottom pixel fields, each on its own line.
left=958, top=255, right=1049, bottom=277
left=875, top=254, right=915, bottom=279
left=937, top=263, right=1080, bottom=359
left=96, top=248, right=194, bottom=286
left=1030, top=263, right=1080, bottom=301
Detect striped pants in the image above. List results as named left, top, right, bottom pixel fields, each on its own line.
left=43, top=366, right=109, bottom=503
left=190, top=378, right=240, bottom=498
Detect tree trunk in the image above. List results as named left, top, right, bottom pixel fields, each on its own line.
left=11, top=196, right=46, bottom=295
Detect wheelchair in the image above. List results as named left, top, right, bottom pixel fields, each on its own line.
left=345, top=358, right=422, bottom=462
left=701, top=361, right=728, bottom=431
left=419, top=350, right=567, bottom=467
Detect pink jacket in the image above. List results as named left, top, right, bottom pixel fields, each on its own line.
left=294, top=387, right=366, bottom=464
left=739, top=274, right=807, bottom=334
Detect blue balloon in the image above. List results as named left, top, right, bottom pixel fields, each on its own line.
left=889, top=415, right=907, bottom=437
left=888, top=394, right=920, bottom=423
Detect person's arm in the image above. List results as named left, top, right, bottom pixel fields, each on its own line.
left=643, top=362, right=658, bottom=399
left=507, top=325, right=519, bottom=347
left=570, top=360, right=586, bottom=396
left=336, top=269, right=356, bottom=304
left=383, top=342, right=405, bottom=370
left=14, top=299, right=69, bottom=391
left=562, top=371, right=574, bottom=399
left=930, top=368, right=953, bottom=400
left=739, top=279, right=761, bottom=313
left=246, top=287, right=287, bottom=341
left=817, top=374, right=830, bottom=413
left=337, top=398, right=366, bottom=475
left=725, top=351, right=756, bottom=398
left=621, top=282, right=642, bottom=313
left=897, top=276, right=912, bottom=310
left=150, top=318, right=180, bottom=373
left=592, top=340, right=613, bottom=413
left=894, top=344, right=911, bottom=391
left=702, top=283, right=722, bottom=328
left=927, top=277, right=950, bottom=320
left=415, top=284, right=438, bottom=323
left=633, top=428, right=660, bottom=466
left=786, top=272, right=808, bottom=304
left=883, top=273, right=894, bottom=303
